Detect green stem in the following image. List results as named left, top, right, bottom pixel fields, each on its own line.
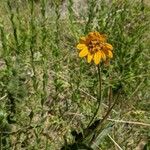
left=0, top=131, right=1, bottom=150
left=87, top=64, right=102, bottom=128
left=90, top=91, right=120, bottom=144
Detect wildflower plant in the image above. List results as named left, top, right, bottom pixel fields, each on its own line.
left=62, top=31, right=116, bottom=149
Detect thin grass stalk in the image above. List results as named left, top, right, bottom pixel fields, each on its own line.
left=68, top=0, right=77, bottom=39
left=16, top=4, right=28, bottom=52
left=0, top=25, right=10, bottom=69
left=29, top=0, right=38, bottom=90
left=54, top=0, right=60, bottom=55
left=68, top=0, right=74, bottom=27
left=55, top=3, right=60, bottom=48
left=84, top=0, right=97, bottom=34
left=7, top=1, right=19, bottom=53
left=52, top=1, right=62, bottom=98
left=40, top=0, right=48, bottom=107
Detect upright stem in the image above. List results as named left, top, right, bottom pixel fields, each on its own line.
left=90, top=91, right=120, bottom=145
left=97, top=64, right=102, bottom=110
left=87, top=64, right=102, bottom=128
left=0, top=131, right=1, bottom=150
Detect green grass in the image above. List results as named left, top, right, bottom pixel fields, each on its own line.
left=0, top=0, right=150, bottom=149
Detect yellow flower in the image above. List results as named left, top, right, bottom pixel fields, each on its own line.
left=76, top=31, right=113, bottom=65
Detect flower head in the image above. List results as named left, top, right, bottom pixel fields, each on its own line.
left=76, top=31, right=113, bottom=65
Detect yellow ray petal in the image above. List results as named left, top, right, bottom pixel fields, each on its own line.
left=88, top=32, right=94, bottom=36
left=94, top=51, right=101, bottom=65
left=94, top=31, right=101, bottom=37
left=79, top=37, right=86, bottom=44
left=105, top=43, right=113, bottom=50
left=108, top=50, right=113, bottom=58
left=79, top=47, right=88, bottom=57
left=76, top=44, right=87, bottom=50
left=101, top=51, right=106, bottom=61
left=87, top=53, right=93, bottom=63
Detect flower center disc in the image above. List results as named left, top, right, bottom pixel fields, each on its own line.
left=88, top=40, right=102, bottom=54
